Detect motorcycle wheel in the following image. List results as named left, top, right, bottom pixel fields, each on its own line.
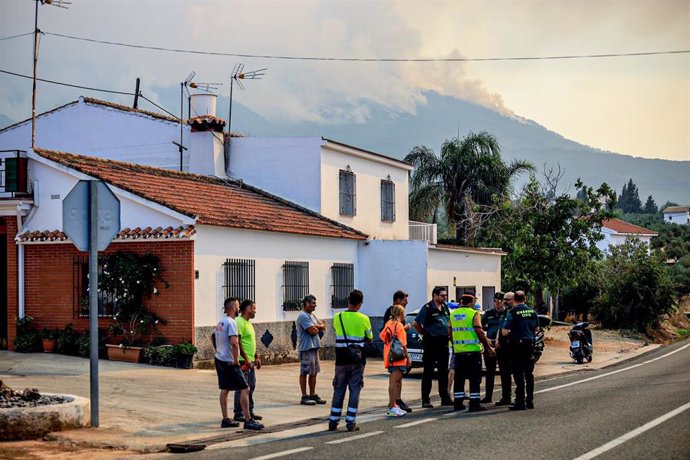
left=587, top=355, right=592, bottom=363
left=576, top=357, right=583, bottom=364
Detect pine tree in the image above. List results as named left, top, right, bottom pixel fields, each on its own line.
left=617, top=179, right=643, bottom=213
left=643, top=195, right=658, bottom=214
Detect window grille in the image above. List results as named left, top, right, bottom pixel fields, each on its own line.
left=381, top=179, right=396, bottom=222
left=331, top=263, right=354, bottom=309
left=73, top=255, right=119, bottom=318
left=222, top=258, right=256, bottom=302
left=282, top=261, right=309, bottom=311
left=339, top=169, right=356, bottom=216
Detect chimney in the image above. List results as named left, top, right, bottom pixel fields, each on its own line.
left=188, top=93, right=227, bottom=177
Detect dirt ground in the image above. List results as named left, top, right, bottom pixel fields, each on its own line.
left=0, top=441, right=142, bottom=460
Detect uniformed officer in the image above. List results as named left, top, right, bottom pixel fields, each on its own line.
left=494, top=291, right=515, bottom=406
left=501, top=290, right=539, bottom=410
left=480, top=291, right=506, bottom=403
left=450, top=294, right=495, bottom=412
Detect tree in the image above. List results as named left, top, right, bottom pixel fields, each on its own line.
left=592, top=239, right=676, bottom=332
left=405, top=132, right=533, bottom=245
left=480, top=177, right=616, bottom=311
left=616, top=178, right=643, bottom=213
left=643, top=195, right=658, bottom=214
left=659, top=201, right=679, bottom=214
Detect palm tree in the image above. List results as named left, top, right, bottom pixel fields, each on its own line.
left=405, top=132, right=533, bottom=245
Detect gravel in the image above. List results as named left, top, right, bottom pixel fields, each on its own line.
left=0, top=380, right=67, bottom=409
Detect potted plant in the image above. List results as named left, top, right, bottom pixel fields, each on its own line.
left=173, top=342, right=198, bottom=369
left=13, top=316, right=42, bottom=353
left=107, top=309, right=164, bottom=363
left=40, top=328, right=60, bottom=353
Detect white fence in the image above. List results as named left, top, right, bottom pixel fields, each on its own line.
left=409, top=221, right=437, bottom=245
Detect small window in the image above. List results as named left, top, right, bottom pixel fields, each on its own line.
left=381, top=178, right=396, bottom=222
left=73, top=255, right=119, bottom=318
left=282, top=261, right=309, bottom=311
left=331, top=263, right=354, bottom=309
left=339, top=169, right=356, bottom=216
left=222, top=258, right=256, bottom=302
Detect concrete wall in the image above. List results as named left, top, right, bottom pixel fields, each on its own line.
left=193, top=225, right=360, bottom=327
left=0, top=99, right=186, bottom=170
left=663, top=212, right=689, bottom=225
left=320, top=145, right=410, bottom=240
left=597, top=230, right=654, bottom=255
left=357, top=240, right=428, bottom=316
left=427, top=247, right=502, bottom=305
left=226, top=137, right=322, bottom=212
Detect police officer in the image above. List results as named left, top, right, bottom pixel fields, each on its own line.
left=480, top=291, right=506, bottom=404
left=413, top=287, right=453, bottom=408
left=494, top=291, right=515, bottom=406
left=501, top=290, right=539, bottom=410
left=450, top=294, right=495, bottom=412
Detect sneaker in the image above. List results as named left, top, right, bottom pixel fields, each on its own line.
left=386, top=405, right=406, bottom=417
left=220, top=418, right=240, bottom=428
left=244, top=419, right=264, bottom=430
left=396, top=399, right=412, bottom=413
left=495, top=399, right=512, bottom=406
left=300, top=396, right=317, bottom=405
left=310, top=394, right=327, bottom=404
left=346, top=424, right=360, bottom=432
left=480, top=397, right=492, bottom=404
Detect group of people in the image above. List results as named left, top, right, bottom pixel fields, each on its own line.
left=211, top=286, right=540, bottom=432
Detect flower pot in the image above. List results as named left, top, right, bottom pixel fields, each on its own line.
left=106, top=344, right=143, bottom=363
left=175, top=354, right=194, bottom=369
left=42, top=338, right=56, bottom=353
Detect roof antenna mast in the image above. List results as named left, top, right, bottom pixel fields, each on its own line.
left=31, top=0, right=71, bottom=149
left=172, top=71, right=195, bottom=172
left=227, top=64, right=267, bottom=135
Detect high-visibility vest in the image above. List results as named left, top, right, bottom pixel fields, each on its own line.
left=450, top=307, right=481, bottom=353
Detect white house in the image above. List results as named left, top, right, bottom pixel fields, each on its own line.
left=597, top=218, right=657, bottom=255
left=0, top=95, right=504, bottom=356
left=662, top=206, right=690, bottom=225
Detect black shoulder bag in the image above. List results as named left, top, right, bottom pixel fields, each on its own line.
left=339, top=313, right=362, bottom=364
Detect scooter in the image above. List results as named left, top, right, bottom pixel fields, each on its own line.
left=531, top=329, right=545, bottom=364
left=568, top=322, right=593, bottom=364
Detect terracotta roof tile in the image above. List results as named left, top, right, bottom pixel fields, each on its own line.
left=17, top=225, right=196, bottom=242
left=602, top=218, right=657, bottom=236
left=33, top=148, right=367, bottom=241
left=83, top=97, right=181, bottom=124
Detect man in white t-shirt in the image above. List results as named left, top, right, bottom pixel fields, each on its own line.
left=212, top=297, right=264, bottom=431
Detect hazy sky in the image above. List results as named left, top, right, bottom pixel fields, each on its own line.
left=1, top=0, right=688, bottom=160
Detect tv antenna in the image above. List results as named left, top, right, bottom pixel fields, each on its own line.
left=227, top=64, right=267, bottom=134
left=31, top=0, right=71, bottom=148
left=172, top=71, right=195, bottom=172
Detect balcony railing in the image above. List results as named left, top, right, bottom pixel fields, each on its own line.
left=409, top=220, right=437, bottom=245
left=0, top=150, right=29, bottom=198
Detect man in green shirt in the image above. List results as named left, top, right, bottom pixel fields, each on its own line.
left=233, top=299, right=262, bottom=421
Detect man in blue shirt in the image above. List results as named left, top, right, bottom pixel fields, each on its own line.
left=481, top=291, right=506, bottom=403
left=501, top=290, right=539, bottom=410
left=296, top=295, right=327, bottom=406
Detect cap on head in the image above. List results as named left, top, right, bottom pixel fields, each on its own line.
left=494, top=292, right=505, bottom=301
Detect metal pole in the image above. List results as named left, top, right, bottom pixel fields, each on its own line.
left=31, top=0, right=39, bottom=148
left=133, top=78, right=140, bottom=109
left=89, top=181, right=100, bottom=427
left=179, top=82, right=184, bottom=171
left=227, top=79, right=233, bottom=134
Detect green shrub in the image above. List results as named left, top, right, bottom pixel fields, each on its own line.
left=593, top=239, right=676, bottom=332
left=144, top=344, right=175, bottom=366
left=40, top=327, right=61, bottom=341
left=13, top=316, right=42, bottom=353
left=173, top=342, right=198, bottom=356
left=56, top=324, right=81, bottom=355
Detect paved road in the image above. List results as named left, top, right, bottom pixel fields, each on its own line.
left=171, top=341, right=690, bottom=460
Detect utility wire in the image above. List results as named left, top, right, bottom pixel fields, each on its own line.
left=0, top=68, right=136, bottom=95
left=45, top=31, right=690, bottom=62
left=0, top=32, right=33, bottom=42
left=138, top=94, right=179, bottom=119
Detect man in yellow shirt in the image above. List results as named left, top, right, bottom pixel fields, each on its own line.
left=233, top=299, right=262, bottom=422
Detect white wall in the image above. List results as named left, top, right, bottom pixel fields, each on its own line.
left=227, top=137, right=322, bottom=212
left=664, top=212, right=689, bottom=225
left=357, top=240, right=428, bottom=316
left=427, top=247, right=502, bottom=304
left=193, top=225, right=360, bottom=327
left=597, top=229, right=654, bottom=255
left=0, top=99, right=188, bottom=170
left=23, top=159, right=187, bottom=235
left=320, top=145, right=410, bottom=240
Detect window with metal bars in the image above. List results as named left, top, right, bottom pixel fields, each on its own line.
left=381, top=179, right=396, bottom=222
left=73, top=255, right=119, bottom=318
left=282, top=261, right=309, bottom=311
left=331, top=263, right=354, bottom=309
left=339, top=169, right=356, bottom=216
left=222, top=258, right=256, bottom=302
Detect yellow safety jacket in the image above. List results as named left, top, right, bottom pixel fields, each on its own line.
left=450, top=307, right=481, bottom=353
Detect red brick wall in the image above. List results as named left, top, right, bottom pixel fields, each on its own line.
left=22, top=240, right=195, bottom=346
left=4, top=217, right=18, bottom=350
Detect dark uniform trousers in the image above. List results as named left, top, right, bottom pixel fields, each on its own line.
left=483, top=341, right=498, bottom=400
left=510, top=340, right=535, bottom=405
left=422, top=336, right=451, bottom=402
left=454, top=352, right=482, bottom=403
left=496, top=342, right=513, bottom=402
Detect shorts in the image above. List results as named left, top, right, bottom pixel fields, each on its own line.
left=299, top=349, right=321, bottom=376
left=387, top=366, right=407, bottom=374
left=215, top=358, right=249, bottom=391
